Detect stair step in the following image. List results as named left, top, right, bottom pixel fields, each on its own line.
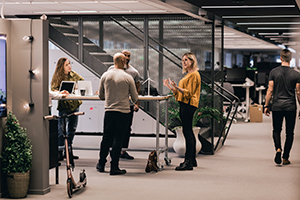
left=90, top=52, right=110, bottom=56
left=50, top=23, right=73, bottom=29
left=103, top=62, right=114, bottom=65
left=64, top=33, right=78, bottom=37
left=83, top=43, right=98, bottom=46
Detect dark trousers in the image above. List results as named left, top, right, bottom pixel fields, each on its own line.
left=272, top=110, right=296, bottom=159
left=99, top=111, right=131, bottom=170
left=179, top=102, right=197, bottom=161
left=122, top=105, right=134, bottom=148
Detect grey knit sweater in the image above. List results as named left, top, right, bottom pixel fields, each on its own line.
left=99, top=68, right=138, bottom=113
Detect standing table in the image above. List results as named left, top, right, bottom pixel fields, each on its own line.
left=62, top=94, right=173, bottom=170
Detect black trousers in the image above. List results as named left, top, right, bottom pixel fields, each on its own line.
left=179, top=102, right=197, bottom=161
left=272, top=110, right=296, bottom=159
left=122, top=105, right=134, bottom=148
left=98, top=111, right=131, bottom=170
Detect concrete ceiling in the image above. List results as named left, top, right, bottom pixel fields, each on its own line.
left=0, top=0, right=283, bottom=50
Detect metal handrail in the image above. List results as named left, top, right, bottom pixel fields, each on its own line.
left=109, top=16, right=182, bottom=68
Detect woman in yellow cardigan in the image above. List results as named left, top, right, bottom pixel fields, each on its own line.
left=163, top=52, right=201, bottom=171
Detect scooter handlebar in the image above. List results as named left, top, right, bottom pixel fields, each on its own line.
left=73, top=112, right=85, bottom=116
left=44, top=112, right=84, bottom=120
left=43, top=115, right=55, bottom=120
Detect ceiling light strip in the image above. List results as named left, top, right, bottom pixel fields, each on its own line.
left=223, top=15, right=300, bottom=19
left=202, top=5, right=295, bottom=9
left=99, top=1, right=138, bottom=3
left=238, top=22, right=300, bottom=25
left=248, top=27, right=300, bottom=30
left=62, top=1, right=98, bottom=4
left=258, top=33, right=279, bottom=35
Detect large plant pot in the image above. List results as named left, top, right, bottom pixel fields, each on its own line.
left=7, top=171, right=30, bottom=198
left=173, top=127, right=202, bottom=157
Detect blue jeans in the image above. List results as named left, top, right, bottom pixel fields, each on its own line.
left=58, top=108, right=79, bottom=148
left=272, top=110, right=296, bottom=159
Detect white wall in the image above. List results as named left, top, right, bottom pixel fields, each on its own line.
left=49, top=42, right=173, bottom=135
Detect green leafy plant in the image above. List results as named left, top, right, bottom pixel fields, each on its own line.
left=166, top=86, right=222, bottom=130
left=1, top=111, right=33, bottom=174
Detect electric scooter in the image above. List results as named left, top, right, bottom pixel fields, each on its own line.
left=44, top=111, right=87, bottom=198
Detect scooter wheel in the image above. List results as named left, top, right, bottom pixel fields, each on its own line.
left=80, top=172, right=86, bottom=182
left=67, top=179, right=73, bottom=198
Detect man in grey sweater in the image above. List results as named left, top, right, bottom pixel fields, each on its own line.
left=96, top=52, right=138, bottom=175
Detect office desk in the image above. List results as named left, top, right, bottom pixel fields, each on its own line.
left=231, top=84, right=253, bottom=122
left=61, top=94, right=173, bottom=169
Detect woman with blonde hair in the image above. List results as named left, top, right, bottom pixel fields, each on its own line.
left=163, top=52, right=201, bottom=170
left=51, top=57, right=84, bottom=160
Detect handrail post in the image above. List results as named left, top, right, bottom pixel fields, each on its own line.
left=158, top=18, right=164, bottom=94
left=78, top=16, right=83, bottom=63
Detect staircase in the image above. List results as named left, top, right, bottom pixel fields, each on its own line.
left=48, top=18, right=113, bottom=77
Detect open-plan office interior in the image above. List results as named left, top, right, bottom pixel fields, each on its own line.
left=0, top=0, right=300, bottom=199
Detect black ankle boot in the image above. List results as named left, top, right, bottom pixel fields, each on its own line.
left=175, top=159, right=193, bottom=171
left=179, top=159, right=197, bottom=167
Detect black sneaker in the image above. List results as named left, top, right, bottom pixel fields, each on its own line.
left=96, top=163, right=105, bottom=172
left=110, top=169, right=127, bottom=175
left=120, top=152, right=134, bottom=160
left=282, top=158, right=290, bottom=165
left=274, top=151, right=282, bottom=164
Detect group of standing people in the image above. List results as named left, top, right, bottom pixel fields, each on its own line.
left=50, top=50, right=202, bottom=174
left=49, top=48, right=299, bottom=176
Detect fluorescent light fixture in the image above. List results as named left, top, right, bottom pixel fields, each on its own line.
left=99, top=1, right=138, bottom=3
left=134, top=10, right=167, bottom=13
left=248, top=27, right=300, bottom=30
left=62, top=1, right=98, bottom=4
left=223, top=15, right=300, bottom=19
left=238, top=22, right=300, bottom=25
left=277, top=44, right=286, bottom=49
left=100, top=10, right=134, bottom=13
left=30, top=2, right=59, bottom=4
left=202, top=5, right=295, bottom=9
left=283, top=32, right=300, bottom=35
left=78, top=11, right=98, bottom=13
left=258, top=33, right=279, bottom=35
left=288, top=47, right=296, bottom=53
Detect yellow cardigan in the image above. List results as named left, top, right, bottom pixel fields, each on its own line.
left=174, top=70, right=201, bottom=108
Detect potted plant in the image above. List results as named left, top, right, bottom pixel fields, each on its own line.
left=1, top=111, right=33, bottom=198
left=166, top=92, right=222, bottom=157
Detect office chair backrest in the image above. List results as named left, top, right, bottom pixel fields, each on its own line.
left=223, top=82, right=235, bottom=102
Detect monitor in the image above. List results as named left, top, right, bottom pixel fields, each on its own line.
left=59, top=81, right=76, bottom=94
left=77, top=81, right=93, bottom=96
left=0, top=35, right=7, bottom=118
left=226, top=68, right=246, bottom=84
left=257, top=72, right=266, bottom=86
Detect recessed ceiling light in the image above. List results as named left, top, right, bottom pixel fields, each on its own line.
left=248, top=27, right=300, bottom=30
left=223, top=15, right=300, bottom=19
left=202, top=5, right=295, bottom=9
left=238, top=22, right=300, bottom=25
left=99, top=1, right=138, bottom=3
left=258, top=33, right=279, bottom=35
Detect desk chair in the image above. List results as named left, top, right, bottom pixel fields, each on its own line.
left=223, top=82, right=244, bottom=123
